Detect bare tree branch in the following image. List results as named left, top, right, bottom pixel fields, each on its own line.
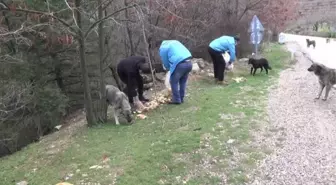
left=83, top=3, right=137, bottom=38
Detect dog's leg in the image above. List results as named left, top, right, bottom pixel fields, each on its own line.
left=253, top=68, right=257, bottom=76
left=250, top=67, right=253, bottom=75
left=260, top=67, right=263, bottom=73
left=113, top=108, right=120, bottom=125
left=265, top=68, right=268, bottom=75
left=323, top=85, right=332, bottom=101
left=316, top=83, right=325, bottom=99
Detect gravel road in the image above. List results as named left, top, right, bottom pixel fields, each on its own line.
left=249, top=41, right=336, bottom=185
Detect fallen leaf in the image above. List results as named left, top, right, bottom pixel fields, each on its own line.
left=137, top=114, right=147, bottom=119
left=64, top=173, right=73, bottom=180
left=232, top=77, right=246, bottom=83
left=56, top=183, right=73, bottom=185
left=55, top=125, right=62, bottom=130
left=89, top=165, right=103, bottom=169
left=102, top=156, right=110, bottom=163
left=16, top=181, right=28, bottom=185
left=227, top=139, right=235, bottom=144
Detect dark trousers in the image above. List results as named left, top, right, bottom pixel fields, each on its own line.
left=117, top=71, right=144, bottom=104
left=170, top=60, right=192, bottom=103
left=208, top=47, right=225, bottom=81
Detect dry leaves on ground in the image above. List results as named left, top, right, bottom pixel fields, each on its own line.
left=134, top=89, right=172, bottom=119
left=233, top=77, right=247, bottom=83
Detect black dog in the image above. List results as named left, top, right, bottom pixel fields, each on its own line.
left=248, top=58, right=272, bottom=76
left=306, top=38, right=316, bottom=49
left=326, top=38, right=330, bottom=44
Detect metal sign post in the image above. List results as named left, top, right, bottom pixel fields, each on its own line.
left=249, top=15, right=264, bottom=56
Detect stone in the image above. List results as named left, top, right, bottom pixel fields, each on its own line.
left=143, top=82, right=153, bottom=90
left=238, top=58, right=249, bottom=63
left=192, top=63, right=200, bottom=73
left=193, top=58, right=206, bottom=69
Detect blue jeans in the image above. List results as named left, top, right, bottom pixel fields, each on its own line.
left=170, top=60, right=192, bottom=103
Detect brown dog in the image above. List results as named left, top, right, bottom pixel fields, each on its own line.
left=307, top=62, right=336, bottom=101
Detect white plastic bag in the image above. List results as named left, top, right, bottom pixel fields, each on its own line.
left=222, top=51, right=234, bottom=71
left=164, top=71, right=171, bottom=91
left=222, top=51, right=230, bottom=64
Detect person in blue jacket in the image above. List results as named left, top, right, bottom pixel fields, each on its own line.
left=208, top=35, right=240, bottom=84
left=155, top=40, right=193, bottom=104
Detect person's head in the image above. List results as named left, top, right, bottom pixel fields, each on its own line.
left=139, top=62, right=152, bottom=74
left=234, top=35, right=240, bottom=45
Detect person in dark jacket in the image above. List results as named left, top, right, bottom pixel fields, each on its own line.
left=156, top=40, right=193, bottom=104
left=208, top=35, right=240, bottom=85
left=117, top=56, right=151, bottom=107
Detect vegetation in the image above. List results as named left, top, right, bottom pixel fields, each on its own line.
left=0, top=0, right=295, bottom=157
left=0, top=44, right=291, bottom=184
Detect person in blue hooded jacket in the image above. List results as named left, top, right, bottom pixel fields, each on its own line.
left=155, top=40, right=193, bottom=104
left=208, top=35, right=240, bottom=85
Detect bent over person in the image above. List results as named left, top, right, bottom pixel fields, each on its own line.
left=156, top=40, right=193, bottom=104
left=117, top=56, right=151, bottom=109
left=208, top=35, right=240, bottom=85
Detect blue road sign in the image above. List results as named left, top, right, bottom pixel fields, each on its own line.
left=250, top=15, right=264, bottom=32
left=249, top=15, right=264, bottom=55
left=250, top=32, right=263, bottom=45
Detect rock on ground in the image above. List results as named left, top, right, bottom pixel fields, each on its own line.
left=248, top=42, right=336, bottom=185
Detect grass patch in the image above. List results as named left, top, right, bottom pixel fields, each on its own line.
left=0, top=44, right=290, bottom=185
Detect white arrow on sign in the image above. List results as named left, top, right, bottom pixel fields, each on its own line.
left=249, top=15, right=264, bottom=32
left=250, top=32, right=263, bottom=45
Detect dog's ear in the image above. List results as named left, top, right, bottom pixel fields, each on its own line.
left=114, top=92, right=125, bottom=104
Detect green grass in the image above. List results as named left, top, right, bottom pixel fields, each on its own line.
left=0, top=44, right=291, bottom=185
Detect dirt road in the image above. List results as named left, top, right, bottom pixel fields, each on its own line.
left=249, top=42, right=336, bottom=185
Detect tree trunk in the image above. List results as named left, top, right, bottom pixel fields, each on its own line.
left=75, top=0, right=96, bottom=126
left=51, top=54, right=65, bottom=92
left=108, top=66, right=123, bottom=90
left=124, top=0, right=134, bottom=55
left=97, top=0, right=107, bottom=123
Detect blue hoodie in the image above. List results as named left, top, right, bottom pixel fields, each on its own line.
left=159, top=40, right=192, bottom=76
left=209, top=36, right=236, bottom=62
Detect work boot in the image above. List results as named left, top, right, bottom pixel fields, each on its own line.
left=217, top=80, right=229, bottom=85
left=139, top=95, right=150, bottom=103
left=134, top=100, right=146, bottom=111
left=168, top=101, right=181, bottom=105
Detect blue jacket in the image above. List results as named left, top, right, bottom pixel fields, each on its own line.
left=209, top=36, right=236, bottom=62
left=159, top=40, right=192, bottom=76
